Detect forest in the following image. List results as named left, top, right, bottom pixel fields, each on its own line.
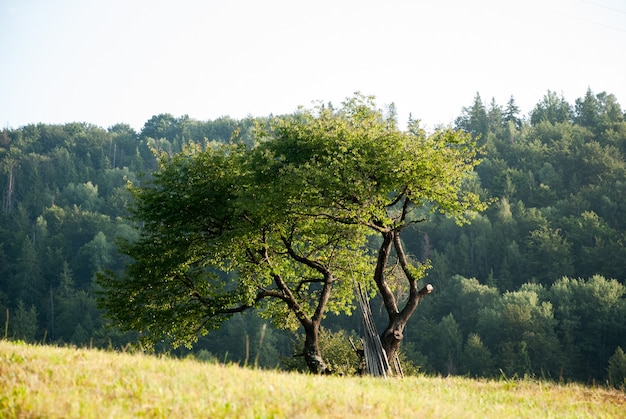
left=1, top=89, right=625, bottom=385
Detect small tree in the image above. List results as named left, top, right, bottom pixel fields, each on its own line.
left=607, top=346, right=626, bottom=389
left=461, top=333, right=495, bottom=378
left=11, top=300, right=38, bottom=342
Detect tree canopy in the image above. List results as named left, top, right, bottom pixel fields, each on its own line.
left=98, top=94, right=484, bottom=373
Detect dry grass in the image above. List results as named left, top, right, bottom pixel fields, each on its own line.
left=1, top=339, right=625, bottom=418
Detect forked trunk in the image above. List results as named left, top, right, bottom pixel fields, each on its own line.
left=374, top=229, right=433, bottom=373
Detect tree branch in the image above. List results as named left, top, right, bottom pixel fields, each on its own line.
left=374, top=231, right=399, bottom=315
left=387, top=187, right=408, bottom=208
left=281, top=235, right=327, bottom=274
left=296, top=277, right=324, bottom=294
left=279, top=234, right=334, bottom=325
left=258, top=242, right=313, bottom=329
left=393, top=231, right=432, bottom=321
left=312, top=271, right=334, bottom=325
left=399, top=195, right=412, bottom=223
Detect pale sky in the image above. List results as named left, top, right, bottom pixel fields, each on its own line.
left=1, top=0, right=625, bottom=132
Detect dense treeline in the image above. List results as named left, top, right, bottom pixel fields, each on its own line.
left=1, top=90, right=625, bottom=384
left=402, top=89, right=626, bottom=384
left=0, top=115, right=257, bottom=348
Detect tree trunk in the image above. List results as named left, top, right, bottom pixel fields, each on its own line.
left=379, top=281, right=432, bottom=370
left=375, top=228, right=434, bottom=372
left=380, top=315, right=405, bottom=366
left=303, top=325, right=330, bottom=374
left=271, top=242, right=334, bottom=374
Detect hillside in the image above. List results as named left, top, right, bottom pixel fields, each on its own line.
left=1, top=89, right=626, bottom=382
left=1, top=340, right=624, bottom=418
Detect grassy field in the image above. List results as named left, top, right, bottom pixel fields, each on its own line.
left=1, top=339, right=625, bottom=418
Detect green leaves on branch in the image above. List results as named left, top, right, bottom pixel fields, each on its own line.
left=98, top=93, right=484, bottom=350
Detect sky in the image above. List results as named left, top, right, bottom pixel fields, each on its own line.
left=1, top=0, right=625, bottom=132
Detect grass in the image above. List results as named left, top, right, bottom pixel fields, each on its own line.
left=1, top=339, right=625, bottom=418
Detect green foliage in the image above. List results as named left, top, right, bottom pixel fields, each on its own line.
left=456, top=93, right=488, bottom=139
left=432, top=314, right=463, bottom=375
left=53, top=262, right=101, bottom=345
left=530, top=91, right=574, bottom=125
left=461, top=333, right=495, bottom=377
left=98, top=93, right=483, bottom=375
left=11, top=237, right=43, bottom=306
left=404, top=274, right=626, bottom=382
left=10, top=301, right=38, bottom=342
left=425, top=89, right=626, bottom=297
left=0, top=116, right=244, bottom=350
left=607, top=346, right=626, bottom=389
left=283, top=328, right=361, bottom=375
left=191, top=312, right=292, bottom=369
left=548, top=275, right=626, bottom=381
left=1, top=88, right=626, bottom=383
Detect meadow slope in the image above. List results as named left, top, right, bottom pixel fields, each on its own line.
left=1, top=340, right=624, bottom=418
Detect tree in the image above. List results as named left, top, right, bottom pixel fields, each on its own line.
left=432, top=314, right=463, bottom=375
left=455, top=93, right=488, bottom=139
left=560, top=211, right=626, bottom=281
left=431, top=275, right=499, bottom=334
left=248, top=94, right=484, bottom=369
left=140, top=113, right=190, bottom=156
left=54, top=261, right=101, bottom=344
left=607, top=346, right=626, bottom=389
left=461, top=333, right=494, bottom=377
left=193, top=311, right=290, bottom=369
left=11, top=300, right=38, bottom=342
left=487, top=97, right=503, bottom=134
left=525, top=225, right=574, bottom=285
left=98, top=134, right=369, bottom=373
left=98, top=94, right=484, bottom=374
left=1, top=152, right=19, bottom=213
left=503, top=96, right=522, bottom=131
left=548, top=275, right=626, bottom=381
left=530, top=91, right=573, bottom=126
left=575, top=88, right=601, bottom=131
left=140, top=113, right=187, bottom=143
left=12, top=236, right=44, bottom=307
left=477, top=288, right=562, bottom=377
left=75, top=231, right=112, bottom=281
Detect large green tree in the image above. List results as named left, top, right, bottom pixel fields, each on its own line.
left=253, top=95, right=484, bottom=367
left=99, top=128, right=370, bottom=374
left=98, top=94, right=484, bottom=373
